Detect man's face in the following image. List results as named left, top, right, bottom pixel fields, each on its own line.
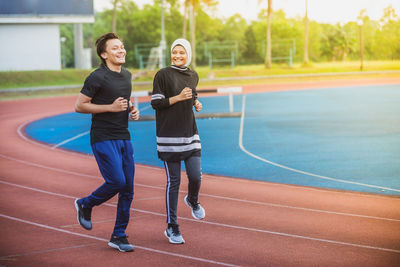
left=171, top=45, right=187, bottom=67
left=101, top=39, right=126, bottom=66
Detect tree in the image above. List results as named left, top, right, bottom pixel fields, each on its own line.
left=182, top=0, right=189, bottom=38
left=258, top=0, right=272, bottom=68
left=304, top=0, right=309, bottom=65
left=377, top=5, right=400, bottom=59
left=187, top=0, right=218, bottom=69
left=242, top=23, right=263, bottom=64
left=112, top=0, right=120, bottom=33
left=59, top=24, right=75, bottom=67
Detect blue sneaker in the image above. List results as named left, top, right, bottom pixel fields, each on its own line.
left=184, top=195, right=205, bottom=220
left=164, top=224, right=185, bottom=244
left=108, top=235, right=134, bottom=252
left=74, top=199, right=92, bottom=230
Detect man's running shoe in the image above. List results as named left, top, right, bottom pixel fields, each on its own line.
left=108, top=235, right=134, bottom=252
left=74, top=198, right=92, bottom=230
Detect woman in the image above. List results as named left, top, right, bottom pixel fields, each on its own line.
left=151, top=39, right=205, bottom=244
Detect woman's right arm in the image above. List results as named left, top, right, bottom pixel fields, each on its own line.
left=168, top=87, right=193, bottom=105
left=151, top=71, right=193, bottom=110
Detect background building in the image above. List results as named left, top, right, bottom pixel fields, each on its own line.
left=0, top=0, right=94, bottom=71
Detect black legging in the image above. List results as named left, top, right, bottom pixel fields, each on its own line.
left=164, top=156, right=201, bottom=225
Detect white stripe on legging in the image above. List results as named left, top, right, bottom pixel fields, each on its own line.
left=164, top=161, right=171, bottom=224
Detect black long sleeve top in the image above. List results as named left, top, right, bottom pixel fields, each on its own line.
left=151, top=66, right=201, bottom=161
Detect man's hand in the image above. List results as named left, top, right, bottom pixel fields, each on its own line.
left=130, top=106, right=140, bottom=120
left=194, top=99, right=202, bottom=112
left=110, top=97, right=128, bottom=112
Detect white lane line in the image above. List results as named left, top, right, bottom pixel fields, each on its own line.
left=17, top=119, right=60, bottom=150
left=1, top=179, right=400, bottom=254
left=199, top=192, right=400, bottom=223
left=1, top=153, right=399, bottom=222
left=138, top=104, right=151, bottom=112
left=18, top=117, right=400, bottom=197
left=17, top=118, right=89, bottom=149
left=17, top=119, right=162, bottom=170
left=0, top=213, right=240, bottom=267
left=52, top=131, right=89, bottom=149
left=238, top=95, right=400, bottom=193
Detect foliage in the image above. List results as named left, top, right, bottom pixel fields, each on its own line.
left=58, top=0, right=400, bottom=68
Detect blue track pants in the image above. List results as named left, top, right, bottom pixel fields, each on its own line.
left=80, top=139, right=135, bottom=237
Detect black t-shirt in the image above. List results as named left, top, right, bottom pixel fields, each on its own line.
left=80, top=65, right=132, bottom=145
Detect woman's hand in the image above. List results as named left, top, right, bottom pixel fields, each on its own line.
left=178, top=87, right=193, bottom=101
left=169, top=87, right=193, bottom=106
left=194, top=99, right=202, bottom=112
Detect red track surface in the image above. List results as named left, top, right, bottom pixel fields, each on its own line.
left=1, top=78, right=400, bottom=266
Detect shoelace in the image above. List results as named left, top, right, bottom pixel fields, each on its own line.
left=171, top=225, right=181, bottom=236
left=190, top=201, right=200, bottom=211
left=83, top=208, right=92, bottom=221
left=188, top=198, right=200, bottom=210
left=119, top=236, right=130, bottom=244
left=112, top=235, right=130, bottom=244
left=82, top=207, right=92, bottom=220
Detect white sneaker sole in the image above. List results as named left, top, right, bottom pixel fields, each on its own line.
left=108, top=242, right=134, bottom=252
left=164, top=230, right=185, bottom=244
left=74, top=199, right=80, bottom=225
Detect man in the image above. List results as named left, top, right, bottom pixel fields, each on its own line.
left=74, top=32, right=139, bottom=252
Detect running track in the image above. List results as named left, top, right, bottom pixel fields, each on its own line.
left=0, top=77, right=399, bottom=266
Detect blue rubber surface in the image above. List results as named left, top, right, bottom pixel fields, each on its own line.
left=25, top=84, right=400, bottom=196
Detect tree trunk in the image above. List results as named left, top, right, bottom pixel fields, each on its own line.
left=183, top=1, right=188, bottom=38
left=190, top=1, right=196, bottom=69
left=265, top=0, right=272, bottom=68
left=112, top=0, right=119, bottom=33
left=304, top=0, right=309, bottom=65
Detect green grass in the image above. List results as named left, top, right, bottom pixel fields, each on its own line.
left=1, top=60, right=399, bottom=100
left=195, top=60, right=400, bottom=78
left=0, top=69, right=91, bottom=89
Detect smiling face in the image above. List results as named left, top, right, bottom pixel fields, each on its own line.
left=171, top=45, right=188, bottom=67
left=101, top=38, right=126, bottom=68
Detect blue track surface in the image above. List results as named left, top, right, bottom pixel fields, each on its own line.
left=25, top=84, right=400, bottom=196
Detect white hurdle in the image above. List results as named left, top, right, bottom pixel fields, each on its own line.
left=217, top=87, right=243, bottom=112
left=131, top=90, right=151, bottom=110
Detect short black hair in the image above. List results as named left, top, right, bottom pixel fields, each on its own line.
left=95, top=32, right=120, bottom=65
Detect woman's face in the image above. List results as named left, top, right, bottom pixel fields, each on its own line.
left=171, top=45, right=187, bottom=67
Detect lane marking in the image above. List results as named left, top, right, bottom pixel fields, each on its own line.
left=52, top=131, right=89, bottom=149
left=199, top=192, right=400, bottom=223
left=1, top=179, right=400, bottom=254
left=21, top=103, right=150, bottom=150
left=17, top=118, right=400, bottom=198
left=138, top=103, right=151, bottom=112
left=17, top=120, right=162, bottom=170
left=0, top=214, right=240, bottom=267
left=238, top=95, right=400, bottom=193
left=1, top=154, right=399, bottom=222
